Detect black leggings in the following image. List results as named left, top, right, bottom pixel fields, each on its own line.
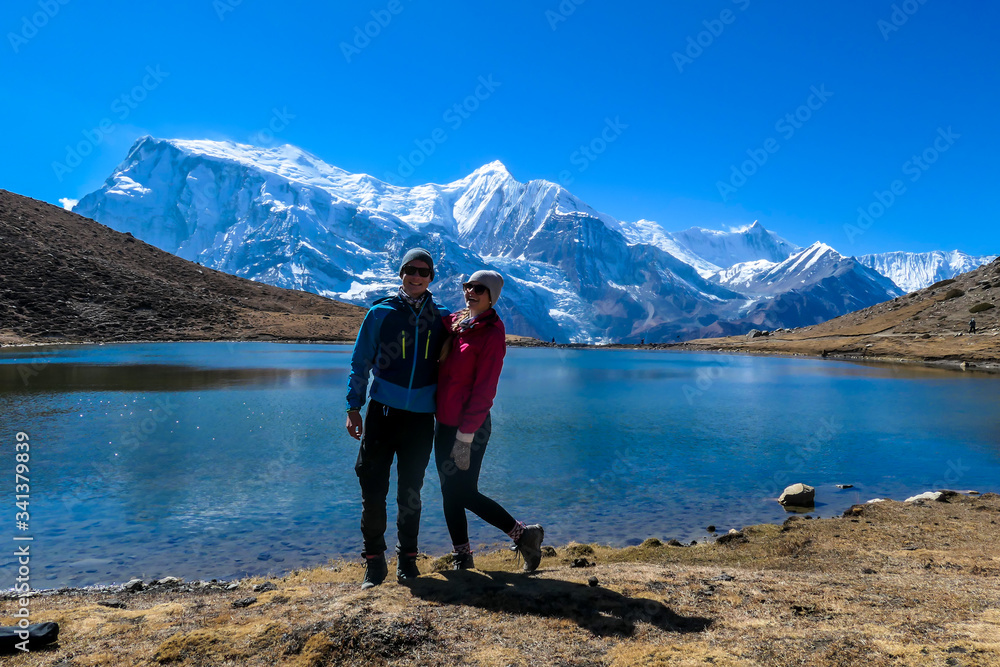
left=434, top=414, right=517, bottom=546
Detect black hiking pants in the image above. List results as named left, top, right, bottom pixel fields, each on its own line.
left=355, top=400, right=434, bottom=555
left=434, top=414, right=517, bottom=546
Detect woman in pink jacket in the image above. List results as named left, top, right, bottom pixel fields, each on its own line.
left=434, top=270, right=544, bottom=571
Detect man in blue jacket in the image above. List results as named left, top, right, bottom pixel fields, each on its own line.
left=345, top=248, right=449, bottom=589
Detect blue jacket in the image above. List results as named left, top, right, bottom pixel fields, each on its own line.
left=346, top=292, right=449, bottom=413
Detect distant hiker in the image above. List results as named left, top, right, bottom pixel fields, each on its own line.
left=345, top=248, right=449, bottom=589
left=435, top=270, right=545, bottom=572
left=969, top=318, right=976, bottom=334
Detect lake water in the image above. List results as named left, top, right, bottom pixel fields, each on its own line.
left=2, top=342, right=999, bottom=588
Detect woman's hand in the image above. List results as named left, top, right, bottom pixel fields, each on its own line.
left=451, top=439, right=471, bottom=471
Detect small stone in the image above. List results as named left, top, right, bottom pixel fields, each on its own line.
left=226, top=582, right=240, bottom=590
left=862, top=568, right=876, bottom=574
left=156, top=576, right=183, bottom=586
left=232, top=596, right=257, bottom=608
left=97, top=599, right=126, bottom=609
left=716, top=531, right=747, bottom=545
left=252, top=582, right=277, bottom=593
left=666, top=539, right=684, bottom=547
left=712, top=573, right=735, bottom=581
left=706, top=525, right=716, bottom=533
left=570, top=558, right=593, bottom=568
left=587, top=576, right=599, bottom=587
left=123, top=579, right=144, bottom=592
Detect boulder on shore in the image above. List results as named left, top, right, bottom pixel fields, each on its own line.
left=779, top=483, right=815, bottom=507
left=905, top=491, right=943, bottom=503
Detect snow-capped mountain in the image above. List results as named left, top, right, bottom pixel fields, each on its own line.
left=75, top=137, right=745, bottom=342
left=714, top=242, right=901, bottom=297
left=616, top=219, right=799, bottom=277
left=71, top=136, right=918, bottom=342
left=708, top=242, right=903, bottom=331
left=857, top=250, right=997, bottom=294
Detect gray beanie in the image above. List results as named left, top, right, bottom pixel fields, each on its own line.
left=399, top=247, right=434, bottom=279
left=468, top=269, right=503, bottom=306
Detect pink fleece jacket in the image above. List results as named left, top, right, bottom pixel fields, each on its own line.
left=435, top=309, right=506, bottom=434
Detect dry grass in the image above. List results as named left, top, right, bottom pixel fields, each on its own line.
left=3, top=494, right=1000, bottom=665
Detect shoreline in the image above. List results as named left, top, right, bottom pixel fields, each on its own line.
left=4, top=492, right=999, bottom=665
left=3, top=335, right=998, bottom=376
left=4, top=489, right=991, bottom=599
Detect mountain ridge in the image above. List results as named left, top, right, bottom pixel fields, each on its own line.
left=0, top=188, right=365, bottom=347
left=71, top=136, right=988, bottom=342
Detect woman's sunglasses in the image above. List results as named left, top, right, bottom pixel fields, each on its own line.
left=462, top=282, right=488, bottom=295
left=402, top=265, right=432, bottom=278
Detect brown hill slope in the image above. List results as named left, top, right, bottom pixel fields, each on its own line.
left=680, top=257, right=1000, bottom=366
left=0, top=190, right=365, bottom=346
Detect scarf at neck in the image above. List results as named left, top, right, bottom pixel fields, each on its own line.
left=397, top=286, right=428, bottom=309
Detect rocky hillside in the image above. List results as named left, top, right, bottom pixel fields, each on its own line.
left=680, top=257, right=1000, bottom=367
left=0, top=190, right=365, bottom=346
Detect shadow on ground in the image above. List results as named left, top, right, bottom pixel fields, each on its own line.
left=405, top=569, right=712, bottom=637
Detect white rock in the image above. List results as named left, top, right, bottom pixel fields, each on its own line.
left=905, top=491, right=942, bottom=503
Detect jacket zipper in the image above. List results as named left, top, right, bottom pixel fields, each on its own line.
left=404, top=299, right=427, bottom=410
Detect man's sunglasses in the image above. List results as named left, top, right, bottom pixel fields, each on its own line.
left=402, top=265, right=432, bottom=278
left=462, top=282, right=488, bottom=295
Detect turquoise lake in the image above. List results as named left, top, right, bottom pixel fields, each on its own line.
left=1, top=342, right=999, bottom=588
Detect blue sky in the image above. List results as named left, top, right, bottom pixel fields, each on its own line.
left=2, top=0, right=997, bottom=256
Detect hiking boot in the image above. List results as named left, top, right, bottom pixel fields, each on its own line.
left=516, top=524, right=545, bottom=572
left=361, top=553, right=387, bottom=590
left=396, top=551, right=420, bottom=582
left=452, top=551, right=475, bottom=571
